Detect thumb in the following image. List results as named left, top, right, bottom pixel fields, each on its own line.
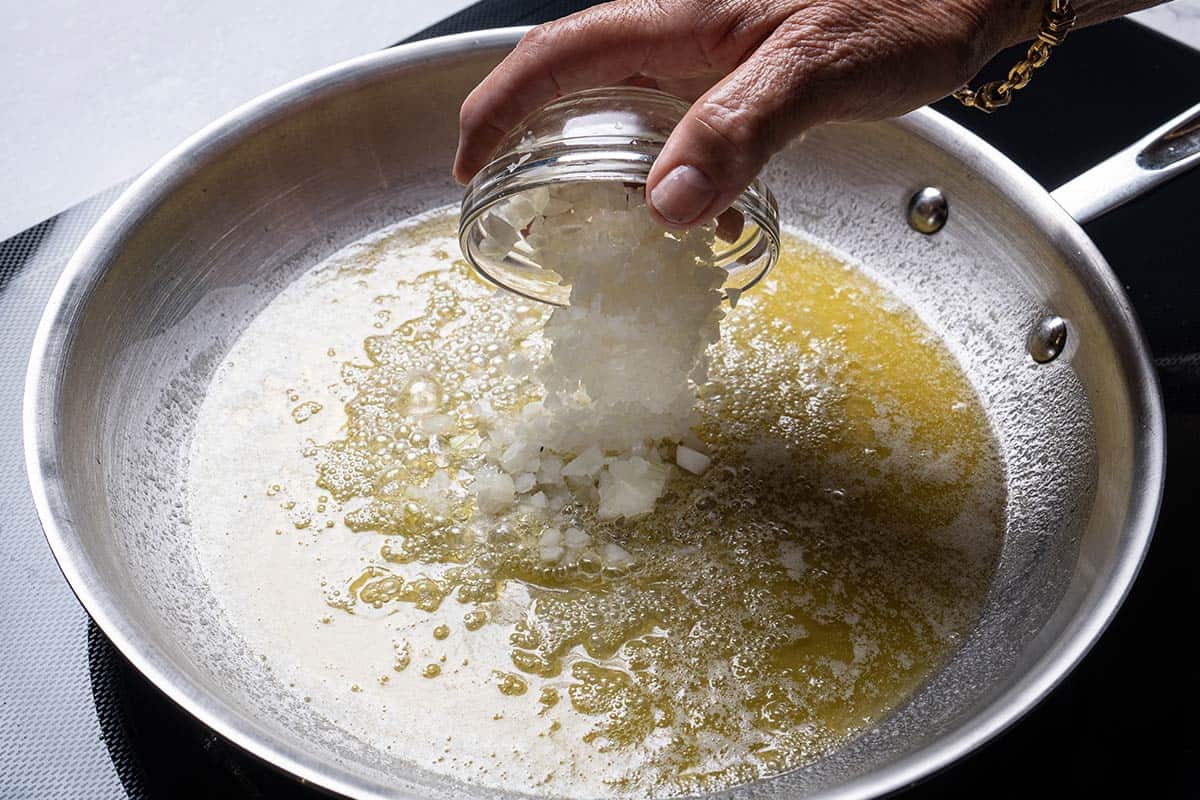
left=645, top=50, right=814, bottom=229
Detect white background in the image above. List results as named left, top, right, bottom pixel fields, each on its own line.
left=0, top=0, right=475, bottom=240
left=0, top=0, right=1196, bottom=241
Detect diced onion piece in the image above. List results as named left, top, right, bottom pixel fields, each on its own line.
left=597, top=457, right=669, bottom=520
left=561, top=446, right=605, bottom=479
left=496, top=193, right=538, bottom=230
left=507, top=353, right=532, bottom=378
left=602, top=542, right=635, bottom=568
left=478, top=211, right=519, bottom=257
left=537, top=454, right=563, bottom=485
left=564, top=527, right=590, bottom=549
left=474, top=467, right=515, bottom=514
left=675, top=445, right=711, bottom=475
left=501, top=440, right=539, bottom=474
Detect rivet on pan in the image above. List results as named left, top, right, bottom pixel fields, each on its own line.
left=907, top=187, right=949, bottom=235
left=1029, top=315, right=1069, bottom=363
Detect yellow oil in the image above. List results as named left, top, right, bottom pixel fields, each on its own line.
left=308, top=211, right=1004, bottom=796
left=495, top=671, right=530, bottom=696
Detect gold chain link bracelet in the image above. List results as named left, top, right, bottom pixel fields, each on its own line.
left=953, top=0, right=1077, bottom=113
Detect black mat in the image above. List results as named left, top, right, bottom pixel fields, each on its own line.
left=1, top=4, right=1196, bottom=798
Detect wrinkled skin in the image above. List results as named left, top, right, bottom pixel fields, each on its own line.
left=454, top=0, right=1162, bottom=226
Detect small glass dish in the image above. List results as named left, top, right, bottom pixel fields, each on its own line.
left=458, top=87, right=780, bottom=306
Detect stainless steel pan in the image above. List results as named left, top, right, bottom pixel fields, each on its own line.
left=24, top=28, right=1200, bottom=800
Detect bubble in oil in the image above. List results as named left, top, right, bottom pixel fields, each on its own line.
left=494, top=671, right=529, bottom=696
left=291, top=400, right=323, bottom=423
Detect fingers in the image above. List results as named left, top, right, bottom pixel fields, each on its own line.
left=645, top=39, right=816, bottom=228
left=642, top=0, right=1024, bottom=228
left=454, top=3, right=673, bottom=184
left=459, top=0, right=1011, bottom=227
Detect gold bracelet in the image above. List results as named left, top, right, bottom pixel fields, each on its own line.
left=952, top=0, right=1077, bottom=113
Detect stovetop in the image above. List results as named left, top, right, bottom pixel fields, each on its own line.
left=1, top=4, right=1197, bottom=797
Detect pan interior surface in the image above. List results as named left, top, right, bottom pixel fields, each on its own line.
left=184, top=205, right=1010, bottom=796
left=28, top=32, right=1153, bottom=800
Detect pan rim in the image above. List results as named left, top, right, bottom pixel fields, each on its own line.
left=23, top=26, right=1165, bottom=800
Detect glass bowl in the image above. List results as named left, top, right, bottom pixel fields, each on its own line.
left=458, top=87, right=780, bottom=306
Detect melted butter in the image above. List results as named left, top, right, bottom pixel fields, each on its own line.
left=190, top=209, right=1004, bottom=798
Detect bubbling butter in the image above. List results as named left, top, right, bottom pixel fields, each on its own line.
left=189, top=205, right=1005, bottom=798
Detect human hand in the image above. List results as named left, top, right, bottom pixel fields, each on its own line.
left=454, top=0, right=1158, bottom=228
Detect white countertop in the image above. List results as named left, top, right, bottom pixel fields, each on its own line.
left=1133, top=0, right=1200, bottom=45
left=1, top=0, right=1197, bottom=241
left=0, top=0, right=474, bottom=241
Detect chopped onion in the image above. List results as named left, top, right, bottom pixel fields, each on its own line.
left=675, top=445, right=711, bottom=475
left=539, top=544, right=565, bottom=563
left=564, top=527, right=590, bottom=549
left=467, top=181, right=725, bottom=523
left=561, top=446, right=605, bottom=479
left=474, top=466, right=515, bottom=514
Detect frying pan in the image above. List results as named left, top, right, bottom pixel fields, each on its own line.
left=23, top=28, right=1199, bottom=800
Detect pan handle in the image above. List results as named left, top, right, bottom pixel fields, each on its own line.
left=1051, top=102, right=1200, bottom=225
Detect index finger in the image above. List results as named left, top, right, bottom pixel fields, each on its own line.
left=453, top=4, right=673, bottom=183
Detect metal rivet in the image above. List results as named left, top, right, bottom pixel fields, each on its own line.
left=907, top=187, right=949, bottom=234
left=1029, top=315, right=1068, bottom=363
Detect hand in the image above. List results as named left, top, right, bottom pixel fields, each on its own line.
left=454, top=0, right=1158, bottom=228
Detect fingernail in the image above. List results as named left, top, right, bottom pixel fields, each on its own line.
left=650, top=165, right=715, bottom=224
